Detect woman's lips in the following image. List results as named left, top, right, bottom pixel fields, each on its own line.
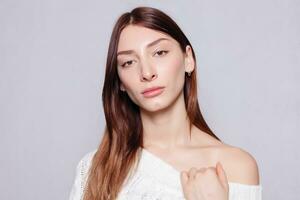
left=142, top=87, right=165, bottom=98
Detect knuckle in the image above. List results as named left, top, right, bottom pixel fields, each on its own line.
left=189, top=167, right=197, bottom=172
left=198, top=167, right=206, bottom=173
left=206, top=167, right=216, bottom=173
left=195, top=172, right=202, bottom=178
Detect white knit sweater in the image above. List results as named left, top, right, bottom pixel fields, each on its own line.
left=69, top=149, right=262, bottom=200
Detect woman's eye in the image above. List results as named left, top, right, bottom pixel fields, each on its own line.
left=154, top=50, right=169, bottom=57
left=121, top=60, right=134, bottom=67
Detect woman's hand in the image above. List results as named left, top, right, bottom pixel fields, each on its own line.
left=180, top=162, right=229, bottom=200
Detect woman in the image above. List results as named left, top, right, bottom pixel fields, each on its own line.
left=69, top=6, right=262, bottom=200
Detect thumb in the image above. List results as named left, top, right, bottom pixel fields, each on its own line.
left=180, top=171, right=190, bottom=199
left=216, top=161, right=229, bottom=190
left=180, top=171, right=189, bottom=185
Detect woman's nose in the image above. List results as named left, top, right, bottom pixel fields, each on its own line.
left=140, top=62, right=157, bottom=82
left=141, top=72, right=157, bottom=81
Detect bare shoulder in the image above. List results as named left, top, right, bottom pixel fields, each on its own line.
left=214, top=143, right=260, bottom=185
left=190, top=127, right=260, bottom=185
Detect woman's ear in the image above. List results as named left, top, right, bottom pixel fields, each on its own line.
left=120, top=83, right=126, bottom=92
left=184, top=45, right=195, bottom=73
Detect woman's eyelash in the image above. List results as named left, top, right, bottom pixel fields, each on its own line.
left=120, top=50, right=169, bottom=67
left=155, top=50, right=169, bottom=56
left=121, top=60, right=133, bottom=67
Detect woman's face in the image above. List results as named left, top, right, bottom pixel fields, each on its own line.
left=117, top=25, right=194, bottom=112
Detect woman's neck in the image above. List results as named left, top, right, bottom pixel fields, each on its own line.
left=141, top=94, right=193, bottom=150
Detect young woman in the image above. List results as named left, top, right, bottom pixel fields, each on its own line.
left=69, top=6, right=262, bottom=200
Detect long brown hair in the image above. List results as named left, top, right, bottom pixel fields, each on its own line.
left=83, top=6, right=221, bottom=200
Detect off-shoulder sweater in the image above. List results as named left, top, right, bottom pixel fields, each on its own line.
left=69, top=148, right=262, bottom=200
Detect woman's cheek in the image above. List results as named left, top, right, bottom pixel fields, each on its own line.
left=164, top=55, right=186, bottom=93
left=118, top=69, right=135, bottom=88
left=160, top=55, right=184, bottom=77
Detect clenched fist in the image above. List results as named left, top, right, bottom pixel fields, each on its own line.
left=180, top=162, right=229, bottom=200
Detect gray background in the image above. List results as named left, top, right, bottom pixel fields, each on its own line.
left=1, top=0, right=299, bottom=199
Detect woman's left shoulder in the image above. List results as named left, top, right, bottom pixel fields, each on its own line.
left=215, top=143, right=260, bottom=185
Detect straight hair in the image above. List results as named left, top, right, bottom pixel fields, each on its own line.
left=83, top=6, right=221, bottom=200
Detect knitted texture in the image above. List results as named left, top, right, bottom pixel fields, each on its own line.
left=69, top=149, right=262, bottom=200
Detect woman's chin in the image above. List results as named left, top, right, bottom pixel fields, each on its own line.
left=139, top=101, right=170, bottom=113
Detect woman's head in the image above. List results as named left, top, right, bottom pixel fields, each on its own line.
left=117, top=24, right=195, bottom=113
left=104, top=6, right=201, bottom=126
left=84, top=7, right=220, bottom=200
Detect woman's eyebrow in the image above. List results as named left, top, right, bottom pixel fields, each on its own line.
left=117, top=37, right=170, bottom=56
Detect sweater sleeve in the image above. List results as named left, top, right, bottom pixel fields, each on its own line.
left=68, top=150, right=97, bottom=200
left=228, top=182, right=262, bottom=200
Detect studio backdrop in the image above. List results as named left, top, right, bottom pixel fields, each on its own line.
left=1, top=0, right=299, bottom=200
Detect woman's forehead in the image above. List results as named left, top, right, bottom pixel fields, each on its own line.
left=117, top=25, right=175, bottom=52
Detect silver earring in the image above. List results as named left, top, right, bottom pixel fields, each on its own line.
left=187, top=71, right=192, bottom=76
